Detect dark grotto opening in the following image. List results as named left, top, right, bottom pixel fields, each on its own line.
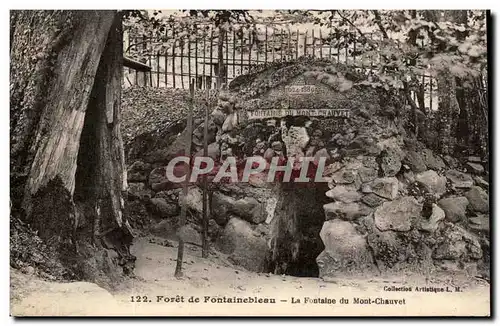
left=268, top=183, right=330, bottom=277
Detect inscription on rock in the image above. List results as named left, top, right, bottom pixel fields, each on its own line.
left=248, top=109, right=351, bottom=120
left=247, top=83, right=352, bottom=120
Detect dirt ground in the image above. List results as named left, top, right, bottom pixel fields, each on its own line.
left=10, top=236, right=490, bottom=317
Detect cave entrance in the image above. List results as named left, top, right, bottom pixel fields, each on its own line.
left=269, top=183, right=329, bottom=277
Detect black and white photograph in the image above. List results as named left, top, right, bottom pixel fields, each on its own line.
left=8, top=8, right=491, bottom=317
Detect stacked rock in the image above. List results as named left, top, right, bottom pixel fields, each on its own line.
left=122, top=59, right=489, bottom=279
left=214, top=91, right=245, bottom=161
left=316, top=129, right=489, bottom=277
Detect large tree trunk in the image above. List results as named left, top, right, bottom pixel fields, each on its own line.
left=436, top=10, right=488, bottom=157
left=452, top=11, right=488, bottom=157
left=10, top=10, right=134, bottom=286
left=436, top=70, right=460, bottom=155
left=432, top=11, right=463, bottom=155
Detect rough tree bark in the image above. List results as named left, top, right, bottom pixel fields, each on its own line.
left=436, top=69, right=460, bottom=155
left=216, top=28, right=226, bottom=88
left=424, top=10, right=487, bottom=157
left=452, top=11, right=488, bottom=157
left=426, top=10, right=463, bottom=155
left=406, top=10, right=425, bottom=138
left=10, top=10, right=134, bottom=286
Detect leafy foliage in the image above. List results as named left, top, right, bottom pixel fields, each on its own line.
left=10, top=215, right=72, bottom=281
left=123, top=10, right=486, bottom=89
left=121, top=86, right=217, bottom=144
left=122, top=9, right=488, bottom=156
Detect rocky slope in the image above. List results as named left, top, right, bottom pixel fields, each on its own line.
left=122, top=58, right=490, bottom=280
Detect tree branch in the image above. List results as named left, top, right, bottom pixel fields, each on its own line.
left=403, top=80, right=426, bottom=137
left=372, top=10, right=389, bottom=39
left=125, top=40, right=150, bottom=53
left=404, top=85, right=421, bottom=112
left=335, top=10, right=370, bottom=43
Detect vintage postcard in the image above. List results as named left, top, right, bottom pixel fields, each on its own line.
left=9, top=9, right=490, bottom=317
